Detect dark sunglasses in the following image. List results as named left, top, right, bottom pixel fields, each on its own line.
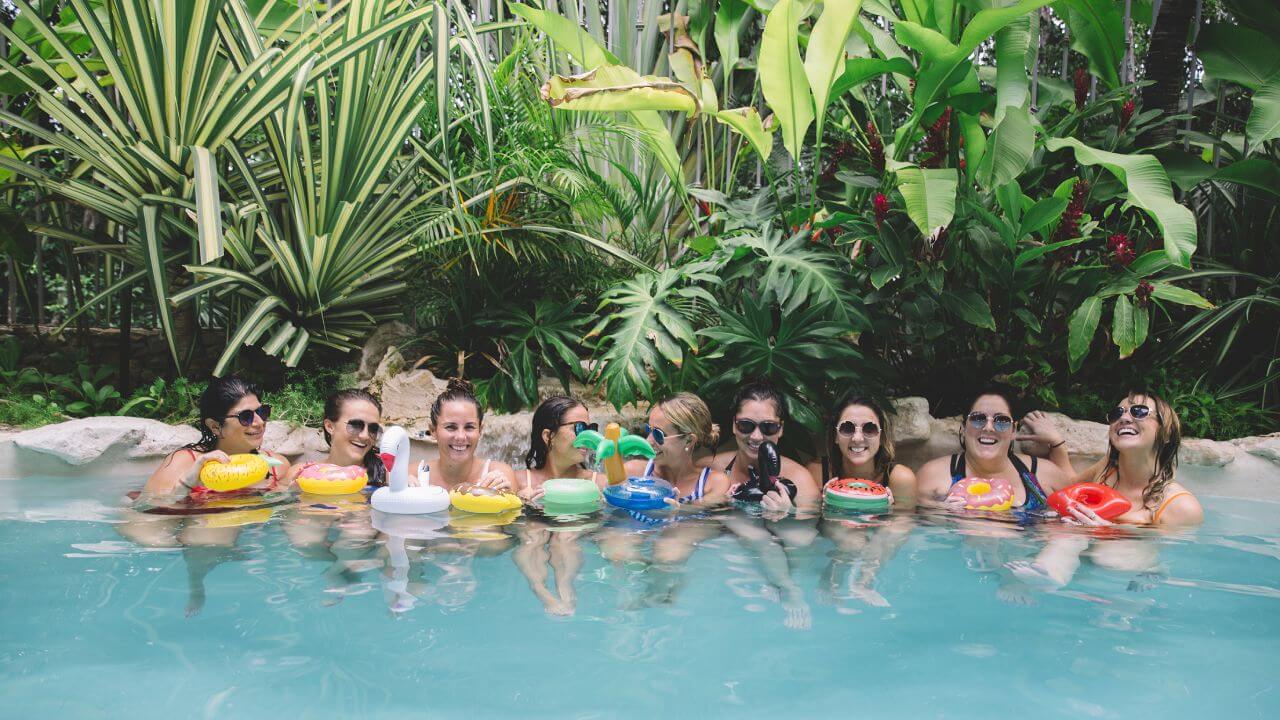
left=561, top=421, right=599, bottom=436
left=734, top=418, right=783, bottom=436
left=966, top=412, right=1013, bottom=432
left=837, top=420, right=881, bottom=438
left=639, top=423, right=689, bottom=446
left=345, top=418, right=384, bottom=438
left=1106, top=404, right=1152, bottom=424
left=224, top=404, right=271, bottom=426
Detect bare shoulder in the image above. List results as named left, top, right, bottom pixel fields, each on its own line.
left=889, top=464, right=917, bottom=485
left=781, top=456, right=815, bottom=485
left=916, top=455, right=952, bottom=481
left=806, top=461, right=826, bottom=484
left=701, top=451, right=734, bottom=471
left=1157, top=483, right=1203, bottom=526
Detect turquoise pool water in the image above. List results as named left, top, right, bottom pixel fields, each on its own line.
left=2, top=474, right=1278, bottom=719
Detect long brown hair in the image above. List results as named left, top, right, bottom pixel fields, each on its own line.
left=827, top=394, right=894, bottom=483
left=1094, top=392, right=1181, bottom=508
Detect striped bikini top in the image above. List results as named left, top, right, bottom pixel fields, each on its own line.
left=643, top=460, right=709, bottom=504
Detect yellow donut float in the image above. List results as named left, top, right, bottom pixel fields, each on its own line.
left=449, top=483, right=523, bottom=514
left=192, top=507, right=275, bottom=528
left=199, top=454, right=271, bottom=492
left=296, top=463, right=368, bottom=495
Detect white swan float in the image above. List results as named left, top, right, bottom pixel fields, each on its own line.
left=370, top=426, right=449, bottom=514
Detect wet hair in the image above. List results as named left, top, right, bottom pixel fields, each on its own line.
left=655, top=392, right=720, bottom=450
left=323, top=388, right=387, bottom=486
left=431, top=378, right=484, bottom=427
left=730, top=377, right=789, bottom=424
left=1094, top=391, right=1181, bottom=509
left=183, top=376, right=263, bottom=454
left=826, top=394, right=895, bottom=483
left=526, top=395, right=586, bottom=470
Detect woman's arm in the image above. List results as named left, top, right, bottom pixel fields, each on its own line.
left=887, top=464, right=918, bottom=511
left=140, top=449, right=228, bottom=498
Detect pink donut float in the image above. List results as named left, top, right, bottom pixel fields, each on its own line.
left=296, top=463, right=368, bottom=495
left=947, top=477, right=1014, bottom=511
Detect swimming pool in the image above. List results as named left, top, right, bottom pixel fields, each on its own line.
left=2, top=473, right=1278, bottom=719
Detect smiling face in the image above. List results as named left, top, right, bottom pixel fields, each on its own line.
left=646, top=404, right=692, bottom=463
left=324, top=398, right=381, bottom=466
left=434, top=399, right=482, bottom=463
left=208, top=393, right=267, bottom=454
left=964, top=394, right=1014, bottom=462
left=734, top=398, right=783, bottom=457
left=547, top=404, right=591, bottom=469
left=1108, top=394, right=1158, bottom=453
left=837, top=404, right=881, bottom=471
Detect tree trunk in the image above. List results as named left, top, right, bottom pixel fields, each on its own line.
left=1140, top=0, right=1197, bottom=146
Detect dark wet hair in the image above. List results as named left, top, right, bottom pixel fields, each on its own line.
left=431, top=378, right=484, bottom=427
left=526, top=395, right=586, bottom=469
left=730, top=377, right=789, bottom=423
left=1095, top=391, right=1181, bottom=509
left=323, top=388, right=387, bottom=486
left=183, top=376, right=263, bottom=454
left=826, top=394, right=895, bottom=483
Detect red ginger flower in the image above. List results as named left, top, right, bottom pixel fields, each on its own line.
left=1135, top=281, right=1154, bottom=307
left=1119, top=98, right=1135, bottom=130
left=866, top=121, right=885, bottom=175
left=1074, top=69, right=1090, bottom=108
left=1053, top=180, right=1090, bottom=244
left=1108, top=233, right=1136, bottom=267
left=873, top=193, right=889, bottom=228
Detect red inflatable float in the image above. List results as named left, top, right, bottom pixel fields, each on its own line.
left=1047, top=482, right=1131, bottom=520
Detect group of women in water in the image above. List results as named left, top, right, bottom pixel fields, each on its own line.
left=124, top=374, right=1204, bottom=618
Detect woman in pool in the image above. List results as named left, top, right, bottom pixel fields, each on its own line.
left=516, top=395, right=600, bottom=501
left=1005, top=392, right=1202, bottom=589
left=281, top=389, right=386, bottom=602
left=705, top=379, right=819, bottom=511
left=916, top=388, right=1072, bottom=512
left=140, top=376, right=289, bottom=499
left=122, top=376, right=290, bottom=615
left=625, top=392, right=732, bottom=506
left=417, top=378, right=515, bottom=491
left=807, top=394, right=917, bottom=509
left=511, top=395, right=599, bottom=615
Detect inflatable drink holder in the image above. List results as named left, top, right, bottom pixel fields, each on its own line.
left=824, top=478, right=892, bottom=513
left=199, top=453, right=275, bottom=492
left=1047, top=482, right=1131, bottom=520
left=450, top=483, right=523, bottom=514
left=541, top=478, right=602, bottom=515
left=296, top=463, right=368, bottom=495
left=370, top=426, right=450, bottom=514
left=947, top=477, right=1014, bottom=511
left=732, top=441, right=799, bottom=502
left=604, top=476, right=676, bottom=511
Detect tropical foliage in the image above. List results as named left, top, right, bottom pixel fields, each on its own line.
left=0, top=0, right=1276, bottom=440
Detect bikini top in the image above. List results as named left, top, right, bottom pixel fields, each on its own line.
left=643, top=459, right=709, bottom=503
left=949, top=453, right=1047, bottom=512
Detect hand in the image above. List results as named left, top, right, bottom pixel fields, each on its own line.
left=1017, top=410, right=1065, bottom=454
left=476, top=470, right=512, bottom=491
left=1063, top=501, right=1112, bottom=527
left=517, top=486, right=545, bottom=502
left=942, top=492, right=968, bottom=511
left=760, top=488, right=795, bottom=514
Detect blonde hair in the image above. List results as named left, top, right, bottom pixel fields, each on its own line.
left=1094, top=391, right=1181, bottom=509
left=656, top=392, right=720, bottom=450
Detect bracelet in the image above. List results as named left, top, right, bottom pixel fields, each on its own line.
left=1049, top=440, right=1067, bottom=449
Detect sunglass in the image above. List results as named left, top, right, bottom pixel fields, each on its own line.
left=639, top=423, right=689, bottom=446
left=1106, top=404, right=1152, bottom=424
left=345, top=419, right=384, bottom=438
left=734, top=419, right=783, bottom=436
left=966, top=412, right=1013, bottom=432
left=224, top=404, right=271, bottom=426
left=561, top=421, right=599, bottom=436
left=837, top=420, right=881, bottom=438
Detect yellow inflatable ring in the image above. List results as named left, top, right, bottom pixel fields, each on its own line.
left=450, top=483, right=523, bottom=514
left=193, top=507, right=275, bottom=528
left=199, top=454, right=271, bottom=492
left=296, top=463, right=368, bottom=495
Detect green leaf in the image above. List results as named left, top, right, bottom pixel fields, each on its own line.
left=1112, top=293, right=1147, bottom=359
left=804, top=0, right=864, bottom=143
left=190, top=145, right=222, bottom=264
left=1067, top=295, right=1103, bottom=371
left=759, top=0, right=814, bottom=161
left=940, top=289, right=996, bottom=330
left=1246, top=73, right=1280, bottom=151
left=140, top=206, right=180, bottom=371
left=896, top=167, right=958, bottom=237
left=714, top=0, right=751, bottom=76
left=1150, top=282, right=1214, bottom=309
left=1198, top=24, right=1280, bottom=91
left=830, top=57, right=916, bottom=98
left=508, top=3, right=620, bottom=68
left=1018, top=196, right=1069, bottom=239
left=1044, top=137, right=1197, bottom=267
left=977, top=108, right=1034, bottom=189
left=1054, top=0, right=1124, bottom=89
left=543, top=65, right=699, bottom=114
left=993, top=15, right=1033, bottom=122
left=714, top=106, right=775, bottom=160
